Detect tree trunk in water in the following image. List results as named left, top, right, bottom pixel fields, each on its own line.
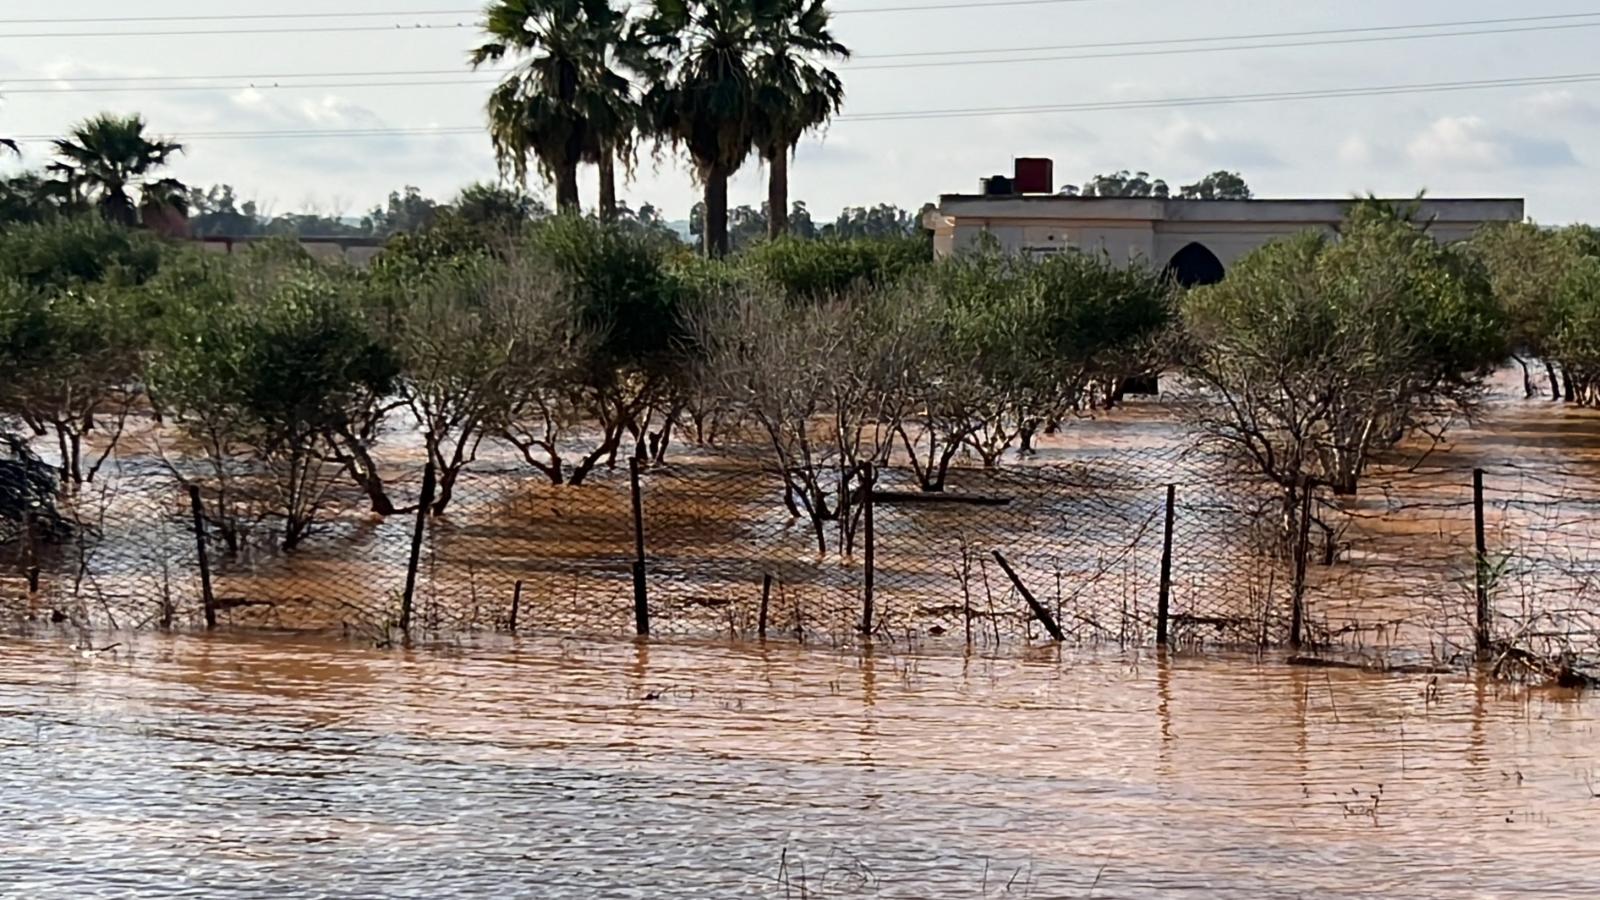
left=431, top=466, right=460, bottom=516
left=598, top=149, right=617, bottom=222
left=767, top=148, right=788, bottom=239
left=1547, top=360, right=1562, bottom=401
left=555, top=163, right=581, bottom=214
left=1516, top=356, right=1533, bottom=399
left=704, top=167, right=730, bottom=258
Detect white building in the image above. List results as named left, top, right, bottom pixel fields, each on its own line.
left=925, top=195, right=1525, bottom=285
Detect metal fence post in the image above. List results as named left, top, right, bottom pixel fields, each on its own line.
left=187, top=485, right=217, bottom=630
left=630, top=456, right=650, bottom=637
left=992, top=550, right=1065, bottom=642
left=861, top=463, right=875, bottom=637
left=400, top=463, right=436, bottom=635
left=509, top=579, right=523, bottom=635
left=1157, top=484, right=1176, bottom=646
left=759, top=573, right=773, bottom=640
left=1289, top=481, right=1312, bottom=649
left=21, top=511, right=39, bottom=595
left=1474, top=467, right=1490, bottom=658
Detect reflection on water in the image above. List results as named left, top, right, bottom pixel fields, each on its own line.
left=2, top=632, right=1598, bottom=898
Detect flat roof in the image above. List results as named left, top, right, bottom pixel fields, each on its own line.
left=938, top=195, right=1525, bottom=204
left=935, top=195, right=1525, bottom=225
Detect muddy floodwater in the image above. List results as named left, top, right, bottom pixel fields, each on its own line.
left=3, top=633, right=1599, bottom=898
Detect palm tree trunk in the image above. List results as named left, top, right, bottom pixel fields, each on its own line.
left=555, top=163, right=581, bottom=214
left=767, top=148, right=788, bottom=240
left=598, top=148, right=617, bottom=222
left=704, top=165, right=730, bottom=258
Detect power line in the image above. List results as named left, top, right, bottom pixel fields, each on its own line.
left=0, top=23, right=473, bottom=39
left=0, top=0, right=1105, bottom=37
left=833, top=70, right=1600, bottom=121
left=0, top=79, right=502, bottom=95
left=9, top=14, right=1600, bottom=93
left=848, top=19, right=1600, bottom=70
left=3, top=11, right=1594, bottom=88
left=9, top=69, right=1598, bottom=140
left=0, top=69, right=488, bottom=85
left=853, top=11, right=1600, bottom=59
left=0, top=0, right=1102, bottom=27
left=0, top=9, right=478, bottom=25
left=832, top=0, right=1099, bottom=13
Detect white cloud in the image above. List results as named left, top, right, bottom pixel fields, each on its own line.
left=1528, top=89, right=1600, bottom=123
left=1406, top=115, right=1577, bottom=169
left=1152, top=116, right=1281, bottom=168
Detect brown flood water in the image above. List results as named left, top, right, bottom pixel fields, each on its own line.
left=3, top=633, right=1598, bottom=898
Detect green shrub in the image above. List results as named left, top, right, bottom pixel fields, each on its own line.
left=740, top=235, right=930, bottom=301
left=0, top=216, right=163, bottom=292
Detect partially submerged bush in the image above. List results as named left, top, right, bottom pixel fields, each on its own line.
left=149, top=252, right=398, bottom=550
left=1182, top=201, right=1504, bottom=514
left=0, top=432, right=67, bottom=544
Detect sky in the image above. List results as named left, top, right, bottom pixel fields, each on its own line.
left=1, top=0, right=1597, bottom=223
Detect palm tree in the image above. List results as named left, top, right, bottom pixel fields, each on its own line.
left=584, top=24, right=652, bottom=222
left=638, top=0, right=768, bottom=257
left=474, top=0, right=642, bottom=218
left=48, top=114, right=185, bottom=227
left=751, top=0, right=847, bottom=239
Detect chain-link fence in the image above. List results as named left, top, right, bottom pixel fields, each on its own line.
left=4, top=443, right=1598, bottom=676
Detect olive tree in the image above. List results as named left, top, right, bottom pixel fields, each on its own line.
left=694, top=283, right=916, bottom=553
left=1471, top=221, right=1575, bottom=399
left=0, top=279, right=147, bottom=486
left=0, top=218, right=163, bottom=486
left=149, top=252, right=399, bottom=552
left=1548, top=255, right=1600, bottom=405
left=501, top=215, right=689, bottom=485
left=888, top=247, right=1172, bottom=490
left=1181, top=201, right=1504, bottom=533
left=373, top=250, right=580, bottom=510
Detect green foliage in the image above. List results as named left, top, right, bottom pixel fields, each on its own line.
left=1551, top=256, right=1600, bottom=404
left=1070, top=170, right=1170, bottom=199
left=1470, top=221, right=1574, bottom=358
left=524, top=213, right=688, bottom=372
left=149, top=254, right=399, bottom=548
left=1178, top=170, right=1252, bottom=200
left=0, top=172, right=72, bottom=226
left=48, top=113, right=186, bottom=227
left=740, top=235, right=929, bottom=300
left=475, top=0, right=643, bottom=212
left=0, top=216, right=163, bottom=292
left=1026, top=248, right=1174, bottom=376
left=363, top=186, right=444, bottom=236
left=1182, top=202, right=1504, bottom=495
left=1, top=432, right=67, bottom=541
left=0, top=256, right=153, bottom=483
left=0, top=217, right=167, bottom=486
left=1059, top=170, right=1253, bottom=200
left=821, top=203, right=922, bottom=239
left=152, top=258, right=397, bottom=433
left=454, top=182, right=549, bottom=231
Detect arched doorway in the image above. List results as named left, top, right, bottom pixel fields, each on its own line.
left=1164, top=242, right=1226, bottom=288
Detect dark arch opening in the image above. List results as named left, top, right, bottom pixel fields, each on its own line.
left=1164, top=242, right=1226, bottom=288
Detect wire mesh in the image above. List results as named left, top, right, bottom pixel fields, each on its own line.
left=2, top=437, right=1596, bottom=674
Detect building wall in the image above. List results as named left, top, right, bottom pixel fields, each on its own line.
left=196, top=236, right=385, bottom=267
left=932, top=197, right=1526, bottom=272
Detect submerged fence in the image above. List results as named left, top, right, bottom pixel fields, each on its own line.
left=3, top=448, right=1599, bottom=672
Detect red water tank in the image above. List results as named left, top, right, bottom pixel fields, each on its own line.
left=1012, top=157, right=1053, bottom=194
